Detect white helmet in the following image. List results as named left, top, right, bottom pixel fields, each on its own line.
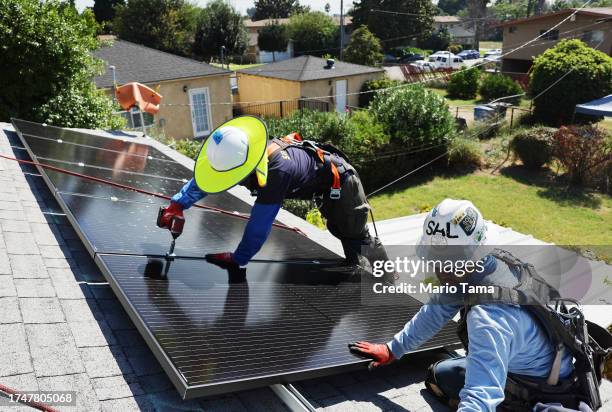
left=416, top=199, right=488, bottom=262
left=206, top=126, right=249, bottom=171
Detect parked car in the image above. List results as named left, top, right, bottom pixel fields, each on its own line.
left=398, top=53, right=424, bottom=64
left=409, top=61, right=435, bottom=72
left=458, top=49, right=480, bottom=60
left=483, top=49, right=502, bottom=59
left=383, top=54, right=398, bottom=64
left=428, top=52, right=465, bottom=69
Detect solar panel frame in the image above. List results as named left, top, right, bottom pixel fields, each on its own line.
left=12, top=119, right=461, bottom=399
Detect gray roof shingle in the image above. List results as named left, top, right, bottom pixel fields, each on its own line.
left=238, top=55, right=384, bottom=82
left=93, top=40, right=229, bottom=88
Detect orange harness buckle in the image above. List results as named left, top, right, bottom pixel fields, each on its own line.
left=316, top=148, right=342, bottom=200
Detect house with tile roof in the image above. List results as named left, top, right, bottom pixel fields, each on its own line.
left=94, top=39, right=233, bottom=140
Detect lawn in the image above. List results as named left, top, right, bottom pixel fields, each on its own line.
left=427, top=87, right=531, bottom=108
left=368, top=171, right=612, bottom=246
left=479, top=41, right=502, bottom=52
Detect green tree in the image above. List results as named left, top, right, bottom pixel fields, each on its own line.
left=530, top=40, right=612, bottom=125
left=350, top=0, right=435, bottom=50
left=193, top=0, right=247, bottom=60
left=438, top=0, right=467, bottom=15
left=288, top=12, right=338, bottom=56
left=252, top=0, right=306, bottom=20
left=258, top=23, right=289, bottom=62
left=0, top=0, right=122, bottom=128
left=419, top=27, right=451, bottom=51
left=93, top=0, right=124, bottom=26
left=490, top=0, right=529, bottom=22
left=113, top=0, right=197, bottom=57
left=343, top=25, right=383, bottom=67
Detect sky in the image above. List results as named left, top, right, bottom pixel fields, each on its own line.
left=75, top=0, right=349, bottom=14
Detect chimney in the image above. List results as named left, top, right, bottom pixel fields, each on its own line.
left=325, top=58, right=335, bottom=69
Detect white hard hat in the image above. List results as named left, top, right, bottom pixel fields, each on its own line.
left=416, top=199, right=488, bottom=262
left=205, top=126, right=249, bottom=172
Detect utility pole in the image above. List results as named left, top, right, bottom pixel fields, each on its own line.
left=339, top=0, right=344, bottom=60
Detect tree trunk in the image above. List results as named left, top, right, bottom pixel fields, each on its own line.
left=467, top=0, right=488, bottom=50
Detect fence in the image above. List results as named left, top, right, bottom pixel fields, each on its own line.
left=233, top=98, right=330, bottom=119
left=400, top=65, right=454, bottom=84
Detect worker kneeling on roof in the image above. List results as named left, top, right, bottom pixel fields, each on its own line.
left=158, top=115, right=387, bottom=268
left=349, top=199, right=611, bottom=411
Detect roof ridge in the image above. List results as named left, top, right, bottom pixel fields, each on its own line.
left=112, top=39, right=229, bottom=73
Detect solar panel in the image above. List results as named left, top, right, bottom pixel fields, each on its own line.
left=12, top=119, right=460, bottom=399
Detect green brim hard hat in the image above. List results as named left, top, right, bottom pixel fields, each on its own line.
left=194, top=116, right=268, bottom=194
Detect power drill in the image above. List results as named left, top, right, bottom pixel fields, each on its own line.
left=156, top=206, right=185, bottom=261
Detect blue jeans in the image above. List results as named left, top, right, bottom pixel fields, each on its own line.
left=426, top=356, right=467, bottom=404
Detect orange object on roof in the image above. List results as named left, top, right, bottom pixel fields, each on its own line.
left=115, top=82, right=162, bottom=115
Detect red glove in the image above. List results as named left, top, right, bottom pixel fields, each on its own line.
left=348, top=341, right=395, bottom=370
left=157, top=202, right=184, bottom=229
left=205, top=252, right=238, bottom=268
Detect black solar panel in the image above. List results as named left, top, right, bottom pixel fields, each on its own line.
left=12, top=119, right=460, bottom=399
left=97, top=254, right=460, bottom=398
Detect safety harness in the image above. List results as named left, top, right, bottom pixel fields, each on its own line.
left=455, top=249, right=612, bottom=411
left=266, top=133, right=349, bottom=200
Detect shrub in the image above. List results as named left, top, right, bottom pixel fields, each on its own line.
left=509, top=126, right=556, bottom=169
left=344, top=110, right=390, bottom=161
left=551, top=125, right=612, bottom=187
left=447, top=137, right=482, bottom=169
left=447, top=44, right=462, bottom=54
left=359, top=77, right=401, bottom=108
left=479, top=74, right=523, bottom=104
left=530, top=40, right=612, bottom=125
left=369, top=84, right=455, bottom=148
left=265, top=110, right=353, bottom=148
left=447, top=67, right=479, bottom=99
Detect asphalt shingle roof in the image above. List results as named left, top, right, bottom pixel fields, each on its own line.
left=93, top=40, right=229, bottom=89
left=238, top=55, right=384, bottom=82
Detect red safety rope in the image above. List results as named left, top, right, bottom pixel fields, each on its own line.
left=0, top=153, right=307, bottom=236
left=0, top=384, right=59, bottom=412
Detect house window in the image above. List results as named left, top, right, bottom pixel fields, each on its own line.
left=509, top=26, right=517, bottom=34
left=540, top=29, right=559, bottom=41
left=117, top=107, right=155, bottom=130
left=188, top=87, right=212, bottom=137
left=582, top=30, right=604, bottom=45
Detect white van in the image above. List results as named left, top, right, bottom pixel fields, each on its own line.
left=428, top=52, right=464, bottom=69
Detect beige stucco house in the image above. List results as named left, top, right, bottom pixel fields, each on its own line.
left=94, top=40, right=232, bottom=140
left=433, top=16, right=476, bottom=48
left=235, top=55, right=384, bottom=117
left=500, top=7, right=612, bottom=73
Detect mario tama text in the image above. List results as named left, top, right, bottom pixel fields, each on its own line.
left=373, top=282, right=497, bottom=295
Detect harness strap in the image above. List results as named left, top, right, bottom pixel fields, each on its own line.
left=268, top=134, right=344, bottom=200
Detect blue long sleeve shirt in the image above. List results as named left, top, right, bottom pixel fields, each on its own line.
left=171, top=146, right=322, bottom=266
left=387, top=257, right=574, bottom=411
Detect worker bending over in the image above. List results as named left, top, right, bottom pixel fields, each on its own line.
left=158, top=115, right=386, bottom=268
left=349, top=199, right=610, bottom=411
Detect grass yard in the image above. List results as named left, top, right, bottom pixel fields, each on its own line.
left=427, top=87, right=531, bottom=109
left=369, top=170, right=612, bottom=247
left=479, top=41, right=502, bottom=52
